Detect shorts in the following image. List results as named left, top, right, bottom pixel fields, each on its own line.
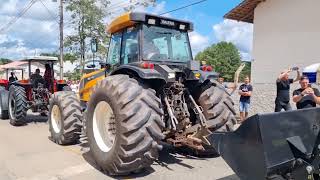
left=239, top=101, right=250, bottom=112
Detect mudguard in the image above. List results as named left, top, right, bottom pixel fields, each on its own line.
left=199, top=71, right=219, bottom=83
left=207, top=108, right=320, bottom=180
left=111, top=64, right=165, bottom=81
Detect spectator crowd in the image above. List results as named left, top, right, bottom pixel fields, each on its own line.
left=218, top=67, right=320, bottom=123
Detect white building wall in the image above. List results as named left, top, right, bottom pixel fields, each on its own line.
left=252, top=0, right=320, bottom=83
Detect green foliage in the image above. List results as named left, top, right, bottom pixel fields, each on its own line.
left=64, top=0, right=156, bottom=71
left=65, top=70, right=82, bottom=81
left=0, top=58, right=12, bottom=65
left=40, top=53, right=78, bottom=63
left=195, top=42, right=243, bottom=82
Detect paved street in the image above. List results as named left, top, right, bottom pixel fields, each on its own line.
left=0, top=114, right=238, bottom=180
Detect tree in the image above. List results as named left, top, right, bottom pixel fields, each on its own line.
left=195, top=42, right=242, bottom=81
left=0, top=58, right=12, bottom=65
left=64, top=0, right=156, bottom=72
left=40, top=53, right=78, bottom=63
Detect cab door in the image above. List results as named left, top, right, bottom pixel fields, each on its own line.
left=79, top=32, right=122, bottom=102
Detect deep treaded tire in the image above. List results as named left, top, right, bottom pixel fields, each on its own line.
left=49, top=91, right=82, bottom=145
left=198, top=85, right=237, bottom=132
left=0, top=89, right=9, bottom=119
left=9, top=86, right=27, bottom=126
left=85, top=75, right=165, bottom=175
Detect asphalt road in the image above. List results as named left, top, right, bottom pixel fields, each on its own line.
left=0, top=113, right=239, bottom=180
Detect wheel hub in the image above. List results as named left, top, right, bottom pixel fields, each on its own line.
left=51, top=105, right=62, bottom=133
left=9, top=98, right=15, bottom=119
left=93, top=101, right=116, bottom=153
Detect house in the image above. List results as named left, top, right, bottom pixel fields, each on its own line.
left=225, top=0, right=320, bottom=83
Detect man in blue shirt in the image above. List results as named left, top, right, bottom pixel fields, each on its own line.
left=238, top=76, right=253, bottom=122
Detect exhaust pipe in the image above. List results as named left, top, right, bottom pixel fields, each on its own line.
left=207, top=108, right=320, bottom=180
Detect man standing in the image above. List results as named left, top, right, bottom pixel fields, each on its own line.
left=275, top=68, right=301, bottom=112
left=9, top=72, right=18, bottom=82
left=238, top=76, right=253, bottom=122
left=292, top=76, right=320, bottom=109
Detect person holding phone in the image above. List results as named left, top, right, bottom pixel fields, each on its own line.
left=292, top=76, right=320, bottom=109
left=275, top=67, right=301, bottom=112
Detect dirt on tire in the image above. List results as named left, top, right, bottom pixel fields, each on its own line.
left=85, top=75, right=165, bottom=175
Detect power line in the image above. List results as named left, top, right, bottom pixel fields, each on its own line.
left=159, top=0, right=207, bottom=15
left=0, top=0, right=38, bottom=34
left=39, top=0, right=59, bottom=23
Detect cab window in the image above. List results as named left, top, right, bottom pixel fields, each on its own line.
left=107, top=32, right=122, bottom=65
left=121, top=26, right=139, bottom=64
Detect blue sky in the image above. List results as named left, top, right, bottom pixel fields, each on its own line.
left=159, top=0, right=242, bottom=35
left=0, top=0, right=253, bottom=71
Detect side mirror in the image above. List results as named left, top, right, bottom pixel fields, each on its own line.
left=87, top=64, right=96, bottom=69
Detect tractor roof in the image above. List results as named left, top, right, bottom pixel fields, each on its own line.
left=107, top=12, right=194, bottom=34
left=18, top=56, right=58, bottom=64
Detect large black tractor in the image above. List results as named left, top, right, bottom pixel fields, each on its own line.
left=48, top=12, right=236, bottom=175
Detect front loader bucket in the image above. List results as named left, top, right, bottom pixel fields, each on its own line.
left=207, top=108, right=320, bottom=180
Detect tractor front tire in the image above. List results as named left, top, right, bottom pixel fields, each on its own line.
left=8, top=86, right=27, bottom=126
left=85, top=75, right=164, bottom=175
left=49, top=91, right=82, bottom=145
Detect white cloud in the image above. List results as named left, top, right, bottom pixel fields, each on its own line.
left=150, top=1, right=166, bottom=14
left=213, top=19, right=253, bottom=61
left=189, top=31, right=210, bottom=56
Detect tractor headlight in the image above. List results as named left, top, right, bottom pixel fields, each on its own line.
left=168, top=72, right=175, bottom=79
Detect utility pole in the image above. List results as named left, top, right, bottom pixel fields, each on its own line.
left=59, top=0, right=64, bottom=80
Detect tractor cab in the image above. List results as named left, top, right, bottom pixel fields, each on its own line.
left=106, top=12, right=194, bottom=66
left=10, top=56, right=67, bottom=92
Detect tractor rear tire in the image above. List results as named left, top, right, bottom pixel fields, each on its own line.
left=0, top=89, right=9, bottom=119
left=198, top=85, right=237, bottom=132
left=49, top=91, right=82, bottom=145
left=8, top=86, right=27, bottom=126
left=85, top=75, right=164, bottom=175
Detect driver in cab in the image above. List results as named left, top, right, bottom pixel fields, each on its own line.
left=30, top=69, right=44, bottom=87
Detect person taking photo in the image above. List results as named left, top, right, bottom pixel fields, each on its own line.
left=275, top=67, right=301, bottom=112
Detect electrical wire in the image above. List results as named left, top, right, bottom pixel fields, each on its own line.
left=39, top=0, right=59, bottom=23
left=159, top=0, right=207, bottom=15
left=0, top=0, right=38, bottom=34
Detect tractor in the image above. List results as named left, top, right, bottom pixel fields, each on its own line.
left=0, top=56, right=70, bottom=126
left=48, top=12, right=236, bottom=175
left=0, top=67, right=24, bottom=119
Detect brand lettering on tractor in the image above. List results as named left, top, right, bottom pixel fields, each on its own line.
left=160, top=19, right=175, bottom=26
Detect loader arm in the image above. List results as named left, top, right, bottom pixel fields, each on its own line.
left=207, top=108, right=320, bottom=180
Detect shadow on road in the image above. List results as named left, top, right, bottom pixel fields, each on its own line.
left=0, top=113, right=48, bottom=125
left=25, top=114, right=48, bottom=124
left=217, top=174, right=239, bottom=180
left=81, top=142, right=221, bottom=179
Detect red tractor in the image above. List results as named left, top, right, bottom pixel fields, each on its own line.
left=0, top=56, right=70, bottom=126
left=0, top=67, right=25, bottom=119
